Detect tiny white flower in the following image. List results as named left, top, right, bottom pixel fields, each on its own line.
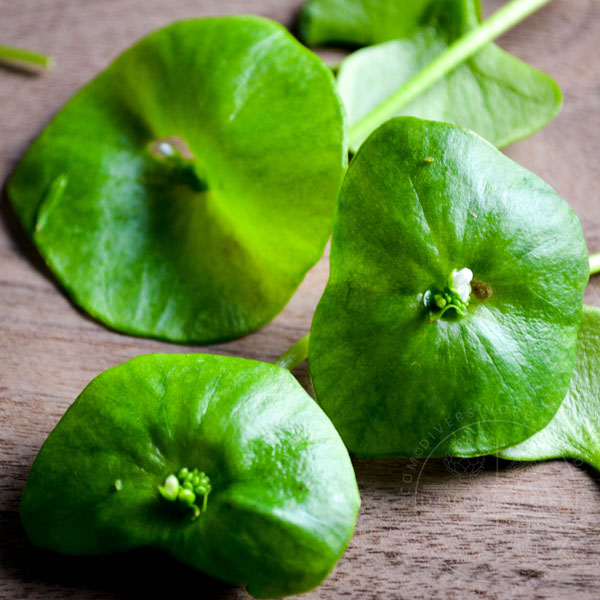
left=159, top=141, right=175, bottom=157
left=451, top=268, right=473, bottom=302
left=158, top=473, right=181, bottom=502
left=165, top=474, right=178, bottom=489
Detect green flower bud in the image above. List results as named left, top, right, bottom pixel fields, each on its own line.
left=158, top=474, right=180, bottom=502
left=178, top=488, right=196, bottom=506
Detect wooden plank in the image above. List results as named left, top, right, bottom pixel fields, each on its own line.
left=1, top=1, right=599, bottom=598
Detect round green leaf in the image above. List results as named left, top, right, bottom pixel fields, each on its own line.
left=309, top=117, right=589, bottom=458
left=8, top=17, right=346, bottom=343
left=21, top=354, right=360, bottom=598
left=499, top=306, right=600, bottom=472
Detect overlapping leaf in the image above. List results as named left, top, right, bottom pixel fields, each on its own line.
left=300, top=0, right=561, bottom=150
left=309, top=118, right=589, bottom=457
left=500, top=306, right=600, bottom=471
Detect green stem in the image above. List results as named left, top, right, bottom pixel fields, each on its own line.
left=590, top=253, right=600, bottom=276
left=347, top=0, right=552, bottom=150
left=275, top=334, right=310, bottom=370
left=0, top=44, right=53, bottom=70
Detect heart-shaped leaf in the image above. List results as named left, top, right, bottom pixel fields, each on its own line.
left=309, top=117, right=589, bottom=458
left=21, top=354, right=360, bottom=598
left=8, top=16, right=346, bottom=343
left=499, top=306, right=600, bottom=471
left=300, top=0, right=561, bottom=151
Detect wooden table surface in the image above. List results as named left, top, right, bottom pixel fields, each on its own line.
left=2, top=1, right=600, bottom=598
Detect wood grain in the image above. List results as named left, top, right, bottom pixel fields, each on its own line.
left=1, top=1, right=600, bottom=598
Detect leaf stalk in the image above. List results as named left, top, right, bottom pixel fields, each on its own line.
left=275, top=334, right=310, bottom=370
left=590, top=253, right=600, bottom=276
left=347, top=0, right=553, bottom=150
left=0, top=44, right=53, bottom=70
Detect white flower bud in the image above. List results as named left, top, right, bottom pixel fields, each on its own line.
left=451, top=268, right=473, bottom=302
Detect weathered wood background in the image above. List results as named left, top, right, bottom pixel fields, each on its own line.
left=1, top=1, right=600, bottom=598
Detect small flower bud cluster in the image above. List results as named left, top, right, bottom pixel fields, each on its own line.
left=158, top=467, right=212, bottom=519
left=425, top=267, right=473, bottom=321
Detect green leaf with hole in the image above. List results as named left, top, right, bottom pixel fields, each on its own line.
left=299, top=0, right=561, bottom=151
left=309, top=117, right=589, bottom=458
left=499, top=306, right=600, bottom=471
left=21, top=354, right=360, bottom=598
left=8, top=16, right=346, bottom=343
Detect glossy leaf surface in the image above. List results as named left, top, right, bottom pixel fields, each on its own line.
left=8, top=17, right=346, bottom=343
left=500, top=306, right=600, bottom=471
left=21, top=354, right=360, bottom=598
left=300, top=0, right=561, bottom=150
left=309, top=118, right=589, bottom=458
